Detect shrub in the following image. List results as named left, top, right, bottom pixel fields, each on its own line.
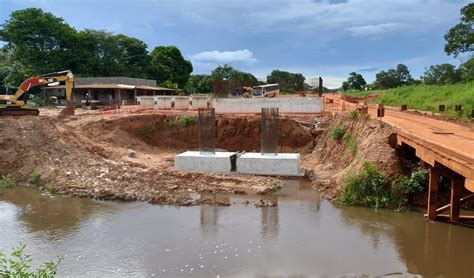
left=179, top=116, right=196, bottom=127
left=339, top=162, right=391, bottom=209
left=167, top=120, right=177, bottom=128
left=391, top=168, right=428, bottom=211
left=330, top=125, right=346, bottom=140
left=44, top=183, right=57, bottom=194
left=0, top=244, right=61, bottom=277
left=0, top=175, right=16, bottom=188
left=136, top=123, right=158, bottom=137
left=346, top=109, right=358, bottom=119
left=30, top=170, right=42, bottom=184
left=344, top=134, right=358, bottom=156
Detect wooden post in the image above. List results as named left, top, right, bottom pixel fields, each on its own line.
left=427, top=167, right=439, bottom=220
left=450, top=178, right=463, bottom=221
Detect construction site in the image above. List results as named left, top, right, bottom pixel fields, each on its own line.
left=1, top=72, right=474, bottom=277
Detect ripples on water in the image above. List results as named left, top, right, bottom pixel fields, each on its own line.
left=0, top=183, right=473, bottom=277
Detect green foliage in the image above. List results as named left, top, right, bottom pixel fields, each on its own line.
left=167, top=120, right=177, bottom=128
left=330, top=125, right=346, bottom=140
left=346, top=109, right=358, bottom=119
left=372, top=82, right=474, bottom=119
left=30, top=93, right=45, bottom=107
left=148, top=46, right=193, bottom=88
left=444, top=3, right=474, bottom=57
left=210, top=64, right=258, bottom=89
left=0, top=8, right=190, bottom=89
left=0, top=175, right=16, bottom=188
left=344, top=134, right=358, bottom=156
left=30, top=170, right=42, bottom=184
left=0, top=8, right=77, bottom=74
left=374, top=64, right=414, bottom=89
left=423, top=63, right=462, bottom=85
left=135, top=123, right=158, bottom=137
left=342, top=72, right=366, bottom=91
left=391, top=168, right=428, bottom=211
left=160, top=80, right=178, bottom=90
left=43, top=183, right=57, bottom=194
left=339, top=162, right=391, bottom=209
left=459, top=57, right=474, bottom=82
left=184, top=74, right=213, bottom=95
left=266, top=69, right=305, bottom=93
left=0, top=244, right=61, bottom=277
left=178, top=116, right=196, bottom=127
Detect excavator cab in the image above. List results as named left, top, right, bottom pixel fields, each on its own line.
left=0, top=70, right=75, bottom=117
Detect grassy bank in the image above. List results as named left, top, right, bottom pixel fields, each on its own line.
left=346, top=82, right=474, bottom=119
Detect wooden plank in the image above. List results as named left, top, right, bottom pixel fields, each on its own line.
left=427, top=167, right=439, bottom=220
left=450, top=179, right=462, bottom=221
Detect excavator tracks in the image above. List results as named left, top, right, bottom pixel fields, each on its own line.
left=0, top=108, right=40, bottom=116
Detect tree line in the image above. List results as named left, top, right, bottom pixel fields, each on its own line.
left=0, top=8, right=309, bottom=95
left=343, top=3, right=473, bottom=91
left=0, top=8, right=192, bottom=91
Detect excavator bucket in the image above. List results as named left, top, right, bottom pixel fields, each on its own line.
left=59, top=103, right=75, bottom=117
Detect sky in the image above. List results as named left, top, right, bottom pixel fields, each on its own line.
left=1, top=0, right=470, bottom=88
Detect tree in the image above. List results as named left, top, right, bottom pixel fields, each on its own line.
left=422, top=63, right=462, bottom=85
left=444, top=3, right=474, bottom=57
left=0, top=8, right=77, bottom=74
left=459, top=57, right=474, bottom=81
left=148, top=46, right=193, bottom=89
left=184, top=74, right=213, bottom=95
left=374, top=64, right=414, bottom=89
left=343, top=72, right=366, bottom=90
left=266, top=70, right=305, bottom=93
left=211, top=64, right=258, bottom=86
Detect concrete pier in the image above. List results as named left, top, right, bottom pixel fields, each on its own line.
left=237, top=153, right=304, bottom=176
left=174, top=151, right=235, bottom=173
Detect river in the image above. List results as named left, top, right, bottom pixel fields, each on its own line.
left=0, top=182, right=473, bottom=277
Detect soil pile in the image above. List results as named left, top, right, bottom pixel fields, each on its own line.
left=0, top=114, right=283, bottom=206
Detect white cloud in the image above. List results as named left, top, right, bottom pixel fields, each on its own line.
left=190, top=49, right=258, bottom=64
left=346, top=23, right=405, bottom=37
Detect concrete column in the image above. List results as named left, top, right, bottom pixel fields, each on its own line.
left=427, top=167, right=439, bottom=220
left=450, top=178, right=463, bottom=221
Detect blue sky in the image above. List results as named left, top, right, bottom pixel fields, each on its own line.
left=1, top=0, right=470, bottom=88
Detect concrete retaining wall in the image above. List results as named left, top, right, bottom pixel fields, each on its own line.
left=213, top=97, right=323, bottom=113
left=190, top=96, right=211, bottom=110
left=137, top=96, right=322, bottom=114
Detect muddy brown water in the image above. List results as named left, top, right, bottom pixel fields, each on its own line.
left=1, top=182, right=473, bottom=277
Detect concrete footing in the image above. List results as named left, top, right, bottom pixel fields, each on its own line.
left=237, top=153, right=304, bottom=176
left=174, top=151, right=303, bottom=176
left=174, top=151, right=235, bottom=173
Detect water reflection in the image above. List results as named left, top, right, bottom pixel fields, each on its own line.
left=336, top=205, right=474, bottom=277
left=0, top=187, right=110, bottom=239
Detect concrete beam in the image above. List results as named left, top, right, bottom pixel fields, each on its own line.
left=174, top=151, right=235, bottom=173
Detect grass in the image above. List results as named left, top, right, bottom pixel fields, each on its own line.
left=0, top=175, right=16, bottom=188
left=346, top=109, right=358, bottom=119
left=135, top=123, right=159, bottom=137
left=330, top=125, right=346, bottom=140
left=30, top=170, right=42, bottom=184
left=344, top=134, right=358, bottom=156
left=43, top=182, right=57, bottom=194
left=347, top=82, right=474, bottom=119
left=178, top=115, right=196, bottom=127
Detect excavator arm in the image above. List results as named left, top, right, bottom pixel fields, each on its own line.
left=0, top=70, right=75, bottom=116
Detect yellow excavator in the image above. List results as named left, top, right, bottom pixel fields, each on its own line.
left=0, top=70, right=75, bottom=116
